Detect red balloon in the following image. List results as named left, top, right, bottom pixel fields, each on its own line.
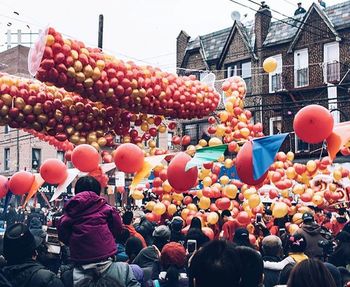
left=9, top=171, right=35, bottom=195
left=202, top=227, right=214, bottom=240
left=40, top=158, right=68, bottom=184
left=114, top=143, right=144, bottom=173
left=293, top=105, right=334, bottom=144
left=71, top=144, right=100, bottom=172
left=167, top=152, right=198, bottom=192
left=236, top=211, right=251, bottom=225
left=146, top=212, right=161, bottom=223
left=0, top=175, right=8, bottom=199
left=236, top=141, right=267, bottom=186
left=215, top=198, right=231, bottom=210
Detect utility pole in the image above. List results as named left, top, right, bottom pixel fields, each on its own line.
left=98, top=14, right=104, bottom=49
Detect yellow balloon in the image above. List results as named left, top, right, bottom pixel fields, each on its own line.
left=281, top=189, right=289, bottom=198
left=158, top=125, right=167, bottom=133
left=272, top=202, right=288, bottom=218
left=292, top=213, right=303, bottom=224
left=168, top=204, right=177, bottom=215
left=248, top=194, right=261, bottom=208
left=153, top=202, right=166, bottom=215
left=289, top=224, right=299, bottom=235
left=162, top=180, right=172, bottom=193
left=286, top=167, right=296, bottom=180
left=202, top=176, right=212, bottom=187
left=207, top=212, right=219, bottom=225
left=186, top=145, right=196, bottom=156
left=223, top=184, right=238, bottom=199
left=225, top=101, right=234, bottom=113
left=197, top=189, right=203, bottom=199
left=199, top=139, right=208, bottom=147
left=187, top=203, right=198, bottom=212
left=198, top=196, right=211, bottom=210
left=220, top=175, right=230, bottom=185
left=263, top=57, right=278, bottom=73
left=224, top=158, right=233, bottom=169
left=215, top=125, right=226, bottom=137
left=162, top=194, right=172, bottom=201
left=287, top=151, right=295, bottom=161
left=240, top=127, right=250, bottom=138
left=333, top=169, right=342, bottom=181
left=220, top=111, right=229, bottom=122
left=145, top=201, right=156, bottom=211
left=306, top=160, right=317, bottom=173
left=141, top=122, right=149, bottom=132
left=172, top=192, right=184, bottom=202
left=131, top=190, right=144, bottom=200
left=217, top=155, right=225, bottom=163
left=209, top=137, right=223, bottom=147
left=181, top=208, right=190, bottom=220
left=312, top=194, right=323, bottom=206
left=244, top=188, right=256, bottom=200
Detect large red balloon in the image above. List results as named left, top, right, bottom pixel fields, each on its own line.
left=40, top=159, right=68, bottom=184
left=0, top=175, right=8, bottom=199
left=9, top=171, right=35, bottom=195
left=215, top=198, right=231, bottom=210
left=236, top=141, right=267, bottom=186
left=114, top=143, right=144, bottom=173
left=293, top=105, right=334, bottom=144
left=167, top=152, right=198, bottom=192
left=71, top=144, right=100, bottom=172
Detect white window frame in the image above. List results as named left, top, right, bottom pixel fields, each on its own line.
left=294, top=134, right=310, bottom=153
left=57, top=151, right=65, bottom=161
left=4, top=148, right=10, bottom=171
left=294, top=48, right=309, bottom=88
left=269, top=54, right=283, bottom=93
left=323, top=42, right=339, bottom=83
left=269, top=116, right=282, bottom=136
left=227, top=64, right=238, bottom=78
left=4, top=125, right=11, bottom=135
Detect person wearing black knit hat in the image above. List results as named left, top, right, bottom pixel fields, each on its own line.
left=2, top=223, right=63, bottom=287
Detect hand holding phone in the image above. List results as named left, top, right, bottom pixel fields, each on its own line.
left=187, top=240, right=197, bottom=253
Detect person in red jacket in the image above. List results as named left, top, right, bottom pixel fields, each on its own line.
left=221, top=210, right=244, bottom=241
left=122, top=211, right=147, bottom=248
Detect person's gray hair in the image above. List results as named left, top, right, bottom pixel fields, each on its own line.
left=262, top=235, right=282, bottom=256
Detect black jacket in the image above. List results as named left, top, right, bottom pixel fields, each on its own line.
left=2, top=260, right=64, bottom=287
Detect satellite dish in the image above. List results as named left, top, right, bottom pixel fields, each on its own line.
left=231, top=11, right=241, bottom=21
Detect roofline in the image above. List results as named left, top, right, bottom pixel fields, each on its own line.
left=177, top=30, right=190, bottom=39
left=287, top=3, right=341, bottom=54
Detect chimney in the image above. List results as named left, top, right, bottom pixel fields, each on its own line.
left=176, top=30, right=190, bottom=71
left=255, top=2, right=272, bottom=51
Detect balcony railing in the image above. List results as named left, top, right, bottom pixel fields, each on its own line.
left=325, top=61, right=340, bottom=83
left=243, top=77, right=252, bottom=95
left=295, top=67, right=309, bottom=87
left=271, top=73, right=283, bottom=92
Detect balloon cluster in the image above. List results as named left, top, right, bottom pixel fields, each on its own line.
left=30, top=27, right=220, bottom=119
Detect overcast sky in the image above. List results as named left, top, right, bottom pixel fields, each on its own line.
left=0, top=0, right=346, bottom=73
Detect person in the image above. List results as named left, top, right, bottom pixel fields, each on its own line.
left=294, top=2, right=306, bottom=16
left=278, top=263, right=295, bottom=286
left=133, top=225, right=171, bottom=268
left=185, top=218, right=209, bottom=249
left=57, top=176, right=123, bottom=264
left=332, top=209, right=348, bottom=236
left=261, top=235, right=284, bottom=287
left=233, top=228, right=254, bottom=248
left=295, top=212, right=324, bottom=259
left=2, top=223, right=64, bottom=287
left=123, top=211, right=147, bottom=248
left=4, top=204, right=17, bottom=228
left=169, top=216, right=185, bottom=244
left=135, top=216, right=155, bottom=246
left=27, top=206, right=46, bottom=226
left=150, top=242, right=188, bottom=287
left=116, top=228, right=131, bottom=262
left=287, top=258, right=337, bottom=287
left=126, top=237, right=144, bottom=263
left=236, top=246, right=264, bottom=287
left=221, top=210, right=243, bottom=241
left=328, top=231, right=350, bottom=267
left=29, top=217, right=46, bottom=240
left=318, top=0, right=326, bottom=8
left=324, top=263, right=342, bottom=287
left=189, top=240, right=242, bottom=287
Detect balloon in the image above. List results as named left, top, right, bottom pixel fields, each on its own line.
left=272, top=202, right=288, bottom=218
left=208, top=137, right=223, bottom=147
left=168, top=204, right=177, bottom=215
left=181, top=208, right=190, bottom=220
left=237, top=211, right=251, bottom=225
left=145, top=201, right=156, bottom=211
left=263, top=57, right=278, bottom=73
left=146, top=212, right=160, bottom=223
left=131, top=190, right=144, bottom=200
left=202, top=227, right=214, bottom=240
left=236, top=141, right=267, bottom=185
left=198, top=196, right=211, bottom=210
left=220, top=175, right=230, bottom=185
left=114, top=143, right=144, bottom=173
left=207, top=212, right=219, bottom=225
left=289, top=224, right=299, bottom=235
left=40, top=158, right=68, bottom=184
left=0, top=175, right=8, bottom=198
left=202, top=176, right=212, bottom=187
left=292, top=213, right=303, bottom=224
left=167, top=152, right=198, bottom=192
left=9, top=171, right=35, bottom=195
left=215, top=198, right=231, bottom=210
left=153, top=202, right=166, bottom=215
left=71, top=144, right=99, bottom=172
left=248, top=194, right=261, bottom=208
left=293, top=105, right=334, bottom=144
left=286, top=151, right=295, bottom=161
left=223, top=184, right=238, bottom=199
left=306, top=160, right=317, bottom=172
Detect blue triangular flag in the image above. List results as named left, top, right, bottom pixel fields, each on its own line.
left=252, top=133, right=288, bottom=180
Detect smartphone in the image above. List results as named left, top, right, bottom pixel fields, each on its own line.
left=46, top=227, right=61, bottom=255
left=256, top=213, right=262, bottom=222
left=187, top=240, right=197, bottom=253
left=280, top=228, right=286, bottom=236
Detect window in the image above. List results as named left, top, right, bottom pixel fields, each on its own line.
left=57, top=151, right=65, bottom=161
left=167, top=132, right=174, bottom=150
left=241, top=62, right=252, bottom=94
left=4, top=148, right=10, bottom=171
left=269, top=116, right=282, bottom=135
left=32, top=148, right=41, bottom=171
left=199, top=72, right=209, bottom=81
left=269, top=55, right=283, bottom=93
left=324, top=42, right=340, bottom=83
left=183, top=122, right=210, bottom=145
left=4, top=125, right=11, bottom=134
left=294, top=134, right=310, bottom=153
left=226, top=64, right=238, bottom=78
left=294, top=48, right=309, bottom=87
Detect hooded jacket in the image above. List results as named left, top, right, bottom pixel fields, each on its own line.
left=2, top=260, right=64, bottom=287
left=57, top=191, right=122, bottom=264
left=296, top=223, right=324, bottom=259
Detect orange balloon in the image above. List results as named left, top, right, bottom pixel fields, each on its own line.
left=71, top=144, right=99, bottom=172
left=9, top=171, right=35, bottom=195
left=40, top=159, right=68, bottom=184
left=114, top=143, right=144, bottom=173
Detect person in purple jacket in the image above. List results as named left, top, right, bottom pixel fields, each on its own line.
left=57, top=176, right=123, bottom=264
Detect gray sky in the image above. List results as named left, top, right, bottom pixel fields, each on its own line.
left=0, top=0, right=345, bottom=73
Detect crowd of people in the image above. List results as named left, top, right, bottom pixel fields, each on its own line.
left=0, top=176, right=350, bottom=287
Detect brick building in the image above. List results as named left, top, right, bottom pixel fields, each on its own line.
left=0, top=45, right=62, bottom=176
left=177, top=1, right=350, bottom=159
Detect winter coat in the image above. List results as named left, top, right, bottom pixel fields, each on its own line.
left=116, top=243, right=129, bottom=262
left=135, top=218, right=155, bottom=246
left=295, top=223, right=324, bottom=259
left=262, top=256, right=282, bottom=287
left=2, top=260, right=64, bottom=287
left=124, top=225, right=147, bottom=248
left=57, top=191, right=122, bottom=264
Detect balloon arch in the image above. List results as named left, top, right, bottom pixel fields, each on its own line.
left=0, top=27, right=350, bottom=234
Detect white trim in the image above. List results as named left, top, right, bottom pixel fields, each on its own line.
left=294, top=48, right=309, bottom=88
left=269, top=116, right=282, bottom=136
left=269, top=54, right=282, bottom=93
left=294, top=134, right=310, bottom=153
left=323, top=42, right=339, bottom=83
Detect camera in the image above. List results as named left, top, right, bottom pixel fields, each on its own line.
left=318, top=239, right=334, bottom=256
